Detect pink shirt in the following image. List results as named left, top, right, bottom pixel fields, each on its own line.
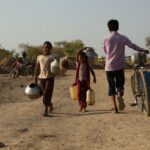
left=103, top=31, right=146, bottom=71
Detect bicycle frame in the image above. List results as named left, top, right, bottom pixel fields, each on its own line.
left=133, top=66, right=144, bottom=97
left=131, top=64, right=150, bottom=116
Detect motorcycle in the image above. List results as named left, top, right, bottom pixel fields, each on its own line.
left=9, top=63, right=35, bottom=79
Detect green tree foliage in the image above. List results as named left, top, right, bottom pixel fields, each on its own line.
left=54, top=39, right=85, bottom=56
left=0, top=48, right=14, bottom=62
left=0, top=39, right=85, bottom=64
left=18, top=43, right=65, bottom=61
left=18, top=40, right=85, bottom=62
left=26, top=46, right=42, bottom=61
left=52, top=47, right=65, bottom=57
left=18, top=43, right=43, bottom=61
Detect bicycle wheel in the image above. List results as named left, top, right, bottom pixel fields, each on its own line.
left=139, top=70, right=150, bottom=116
left=131, top=73, right=143, bottom=112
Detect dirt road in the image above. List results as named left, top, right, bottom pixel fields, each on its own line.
left=0, top=70, right=150, bottom=150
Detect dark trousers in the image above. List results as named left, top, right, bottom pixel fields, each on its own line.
left=40, top=77, right=54, bottom=106
left=106, top=69, right=125, bottom=96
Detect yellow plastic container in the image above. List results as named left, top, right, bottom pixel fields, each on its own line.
left=70, top=85, right=78, bottom=100
left=86, top=89, right=95, bottom=105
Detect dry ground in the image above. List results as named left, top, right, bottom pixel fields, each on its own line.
left=0, top=70, right=150, bottom=150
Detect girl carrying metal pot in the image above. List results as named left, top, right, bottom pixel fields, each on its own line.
left=34, top=41, right=54, bottom=117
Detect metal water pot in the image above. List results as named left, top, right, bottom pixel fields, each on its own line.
left=85, top=47, right=98, bottom=64
left=51, top=57, right=68, bottom=75
left=59, top=56, right=68, bottom=74
left=25, top=83, right=42, bottom=99
left=51, top=59, right=61, bottom=75
left=131, top=53, right=147, bottom=65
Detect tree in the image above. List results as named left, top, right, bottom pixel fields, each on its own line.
left=26, top=46, right=43, bottom=61
left=16, top=39, right=85, bottom=62
left=52, top=47, right=65, bottom=57
left=18, top=43, right=30, bottom=52
left=0, top=48, right=14, bottom=62
left=54, top=39, right=85, bottom=56
left=18, top=43, right=43, bottom=61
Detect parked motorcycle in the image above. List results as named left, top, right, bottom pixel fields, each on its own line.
left=9, top=63, right=34, bottom=79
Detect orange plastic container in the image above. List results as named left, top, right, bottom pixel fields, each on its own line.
left=70, top=85, right=77, bottom=100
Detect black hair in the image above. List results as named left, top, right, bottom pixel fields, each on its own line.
left=79, top=52, right=88, bottom=62
left=107, top=19, right=119, bottom=31
left=43, top=41, right=52, bottom=49
left=79, top=51, right=86, bottom=57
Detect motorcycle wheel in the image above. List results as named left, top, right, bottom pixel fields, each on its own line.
left=9, top=70, right=19, bottom=79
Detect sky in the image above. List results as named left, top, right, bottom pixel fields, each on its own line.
left=0, top=0, right=150, bottom=56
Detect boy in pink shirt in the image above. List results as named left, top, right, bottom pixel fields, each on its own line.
left=103, top=19, right=149, bottom=113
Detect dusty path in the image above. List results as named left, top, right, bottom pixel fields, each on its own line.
left=0, top=70, right=150, bottom=150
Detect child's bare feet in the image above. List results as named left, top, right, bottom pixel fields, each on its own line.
left=49, top=103, right=53, bottom=113
left=79, top=107, right=87, bottom=112
left=83, top=108, right=87, bottom=112
left=43, top=106, right=49, bottom=117
left=79, top=107, right=82, bottom=112
left=43, top=113, right=49, bottom=117
left=49, top=106, right=53, bottom=113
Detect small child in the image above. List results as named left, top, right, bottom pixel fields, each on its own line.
left=103, top=19, right=149, bottom=113
left=73, top=48, right=96, bottom=112
left=34, top=41, right=54, bottom=117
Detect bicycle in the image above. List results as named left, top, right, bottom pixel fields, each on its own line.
left=130, top=52, right=150, bottom=116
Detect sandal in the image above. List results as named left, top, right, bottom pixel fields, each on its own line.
left=111, top=107, right=119, bottom=114
left=117, top=96, right=125, bottom=111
